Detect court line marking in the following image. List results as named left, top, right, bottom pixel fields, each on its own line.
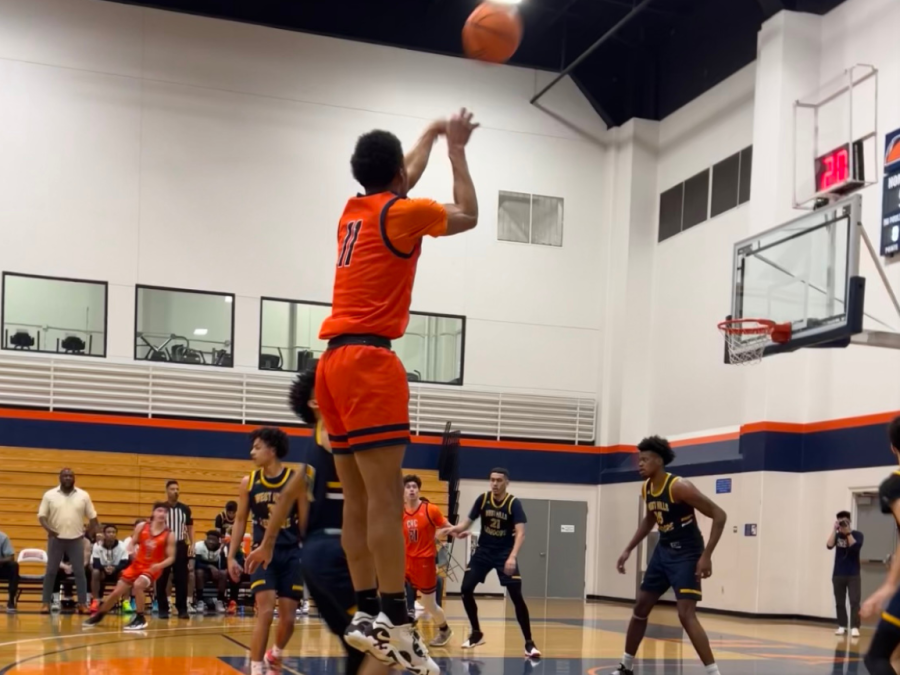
left=0, top=622, right=250, bottom=648
left=0, top=636, right=144, bottom=675
left=221, top=633, right=304, bottom=675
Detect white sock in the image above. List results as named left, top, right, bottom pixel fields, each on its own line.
left=270, top=645, right=283, bottom=658
left=622, top=653, right=634, bottom=670
left=705, top=664, right=720, bottom=675
left=251, top=661, right=264, bottom=675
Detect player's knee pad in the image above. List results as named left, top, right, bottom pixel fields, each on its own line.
left=632, top=613, right=649, bottom=622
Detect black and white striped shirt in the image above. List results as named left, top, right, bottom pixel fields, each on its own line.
left=165, top=501, right=193, bottom=542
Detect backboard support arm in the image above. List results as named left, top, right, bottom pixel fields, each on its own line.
left=850, top=223, right=900, bottom=349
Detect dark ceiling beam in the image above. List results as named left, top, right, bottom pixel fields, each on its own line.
left=593, top=0, right=681, bottom=18
left=754, top=0, right=799, bottom=19
left=530, top=0, right=655, bottom=105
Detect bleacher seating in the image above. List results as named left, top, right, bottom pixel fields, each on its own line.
left=0, top=445, right=448, bottom=601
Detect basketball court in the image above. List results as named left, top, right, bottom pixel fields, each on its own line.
left=0, top=600, right=868, bottom=675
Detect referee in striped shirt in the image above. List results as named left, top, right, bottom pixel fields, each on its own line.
left=156, top=479, right=194, bottom=619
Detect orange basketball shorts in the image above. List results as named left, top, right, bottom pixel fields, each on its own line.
left=121, top=561, right=162, bottom=586
left=316, top=345, right=410, bottom=454
left=405, top=556, right=438, bottom=594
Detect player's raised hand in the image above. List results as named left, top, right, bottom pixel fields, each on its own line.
left=446, top=108, right=479, bottom=149
left=616, top=550, right=630, bottom=574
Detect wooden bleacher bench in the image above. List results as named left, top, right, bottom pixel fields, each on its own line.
left=0, top=446, right=448, bottom=587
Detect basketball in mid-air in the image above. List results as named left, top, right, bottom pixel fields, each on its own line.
left=462, top=2, right=523, bottom=64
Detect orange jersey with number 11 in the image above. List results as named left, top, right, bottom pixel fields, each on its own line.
left=319, top=193, right=448, bottom=340
left=404, top=502, right=448, bottom=559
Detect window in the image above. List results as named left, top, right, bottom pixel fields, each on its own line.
left=498, top=191, right=564, bottom=247
left=135, top=286, right=234, bottom=367
left=259, top=298, right=466, bottom=384
left=658, top=145, right=753, bottom=243
left=658, top=184, right=684, bottom=242
left=711, top=152, right=740, bottom=218
left=682, top=169, right=710, bottom=230
left=2, top=273, right=107, bottom=357
left=738, top=146, right=753, bottom=205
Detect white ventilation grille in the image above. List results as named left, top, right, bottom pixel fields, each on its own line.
left=0, top=354, right=596, bottom=444
left=498, top=191, right=564, bottom=247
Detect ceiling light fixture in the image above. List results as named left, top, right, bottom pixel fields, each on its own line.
left=193, top=328, right=208, bottom=336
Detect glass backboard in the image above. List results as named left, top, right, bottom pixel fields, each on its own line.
left=730, top=195, right=864, bottom=356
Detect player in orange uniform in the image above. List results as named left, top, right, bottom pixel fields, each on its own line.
left=403, top=474, right=452, bottom=647
left=85, top=502, right=174, bottom=631
left=316, top=109, right=479, bottom=674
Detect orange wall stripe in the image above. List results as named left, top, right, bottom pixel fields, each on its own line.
left=2, top=406, right=898, bottom=455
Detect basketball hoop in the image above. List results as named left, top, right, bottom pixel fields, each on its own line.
left=718, top=319, right=791, bottom=365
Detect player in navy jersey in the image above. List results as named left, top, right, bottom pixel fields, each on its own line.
left=245, top=368, right=390, bottom=675
left=611, top=436, right=727, bottom=675
left=227, top=427, right=305, bottom=675
left=861, top=415, right=900, bottom=675
left=448, top=468, right=540, bottom=658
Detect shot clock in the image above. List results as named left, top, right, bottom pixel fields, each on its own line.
left=814, top=140, right=865, bottom=196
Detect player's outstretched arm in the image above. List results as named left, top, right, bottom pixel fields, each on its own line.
left=227, top=475, right=251, bottom=582
left=405, top=121, right=446, bottom=192
left=443, top=109, right=479, bottom=236
left=616, top=510, right=656, bottom=574
left=448, top=516, right=474, bottom=538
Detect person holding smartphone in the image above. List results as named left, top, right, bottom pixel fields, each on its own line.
left=827, top=510, right=864, bottom=636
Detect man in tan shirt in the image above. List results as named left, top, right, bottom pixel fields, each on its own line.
left=38, top=468, right=99, bottom=613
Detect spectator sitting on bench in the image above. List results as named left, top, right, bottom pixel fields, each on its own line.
left=0, top=530, right=17, bottom=613
left=90, top=524, right=128, bottom=613
left=195, top=530, right=234, bottom=613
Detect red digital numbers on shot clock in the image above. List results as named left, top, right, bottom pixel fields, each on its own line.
left=815, top=144, right=850, bottom=192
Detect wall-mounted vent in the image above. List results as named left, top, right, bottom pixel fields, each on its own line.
left=498, top=191, right=564, bottom=247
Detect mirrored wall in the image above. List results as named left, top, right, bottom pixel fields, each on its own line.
left=2, top=273, right=108, bottom=357
left=135, top=286, right=234, bottom=367
left=259, top=298, right=465, bottom=384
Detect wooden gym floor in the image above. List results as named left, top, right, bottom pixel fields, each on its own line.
left=0, top=598, right=868, bottom=675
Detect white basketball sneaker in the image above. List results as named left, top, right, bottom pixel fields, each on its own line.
left=369, top=613, right=439, bottom=675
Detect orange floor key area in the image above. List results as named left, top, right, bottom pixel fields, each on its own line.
left=0, top=598, right=872, bottom=675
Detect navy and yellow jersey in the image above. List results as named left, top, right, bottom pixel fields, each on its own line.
left=303, top=420, right=344, bottom=535
left=248, top=466, right=301, bottom=547
left=643, top=473, right=704, bottom=546
left=879, top=471, right=900, bottom=531
left=468, top=492, right=526, bottom=551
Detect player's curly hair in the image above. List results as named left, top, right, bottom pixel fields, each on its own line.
left=403, top=474, right=422, bottom=489
left=250, top=426, right=290, bottom=459
left=637, top=435, right=676, bottom=466
left=889, top=415, right=900, bottom=451
left=288, top=366, right=317, bottom=425
left=351, top=130, right=404, bottom=191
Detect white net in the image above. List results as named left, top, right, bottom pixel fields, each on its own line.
left=718, top=320, right=774, bottom=365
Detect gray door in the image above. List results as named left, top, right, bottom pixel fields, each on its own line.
left=547, top=500, right=588, bottom=599
left=517, top=499, right=550, bottom=598
left=855, top=493, right=896, bottom=605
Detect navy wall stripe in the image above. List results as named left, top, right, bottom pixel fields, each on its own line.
left=0, top=416, right=892, bottom=485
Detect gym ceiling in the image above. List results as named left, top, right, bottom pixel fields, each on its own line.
left=104, top=0, right=847, bottom=128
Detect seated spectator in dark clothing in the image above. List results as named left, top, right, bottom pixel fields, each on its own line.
left=215, top=502, right=237, bottom=538
left=195, top=530, right=236, bottom=613
left=0, top=531, right=18, bottom=613
left=90, top=524, right=128, bottom=611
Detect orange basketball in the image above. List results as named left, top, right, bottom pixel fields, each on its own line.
left=462, top=2, right=523, bottom=64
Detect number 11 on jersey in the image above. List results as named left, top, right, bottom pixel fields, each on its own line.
left=338, top=220, right=362, bottom=268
